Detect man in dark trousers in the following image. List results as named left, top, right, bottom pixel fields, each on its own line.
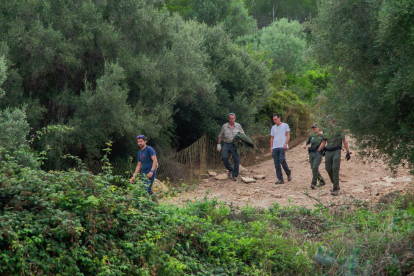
left=270, top=113, right=292, bottom=184
left=130, top=135, right=158, bottom=195
left=217, top=113, right=245, bottom=181
left=316, top=117, right=351, bottom=196
left=304, top=123, right=325, bottom=189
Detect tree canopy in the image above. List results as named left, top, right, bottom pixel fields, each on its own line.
left=310, top=0, right=414, bottom=171
left=0, top=0, right=271, bottom=168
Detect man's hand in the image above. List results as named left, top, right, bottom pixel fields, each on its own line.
left=270, top=148, right=273, bottom=154
left=283, top=143, right=288, bottom=150
left=217, top=144, right=221, bottom=151
left=315, top=151, right=319, bottom=158
left=345, top=151, right=351, bottom=161
left=130, top=177, right=135, bottom=184
left=303, top=145, right=307, bottom=149
left=148, top=171, right=154, bottom=178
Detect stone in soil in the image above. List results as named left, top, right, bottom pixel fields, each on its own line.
left=215, top=173, right=229, bottom=180
left=208, top=171, right=217, bottom=177
left=253, top=175, right=266, bottom=180
left=201, top=174, right=209, bottom=179
left=241, top=177, right=256, bottom=184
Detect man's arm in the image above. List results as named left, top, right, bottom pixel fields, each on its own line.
left=270, top=136, right=274, bottom=153
left=343, top=138, right=349, bottom=152
left=147, top=155, right=158, bottom=179
left=304, top=137, right=310, bottom=149
left=218, top=125, right=224, bottom=144
left=283, top=131, right=290, bottom=150
left=130, top=162, right=142, bottom=183
left=317, top=140, right=327, bottom=152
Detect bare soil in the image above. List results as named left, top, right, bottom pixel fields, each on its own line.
left=163, top=139, right=413, bottom=209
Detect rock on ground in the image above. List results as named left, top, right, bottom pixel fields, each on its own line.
left=215, top=173, right=228, bottom=180
left=152, top=179, right=168, bottom=193
left=241, top=177, right=256, bottom=184
left=208, top=171, right=217, bottom=177
left=378, top=190, right=400, bottom=205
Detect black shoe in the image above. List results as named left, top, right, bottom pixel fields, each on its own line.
left=318, top=182, right=326, bottom=187
left=228, top=171, right=232, bottom=178
left=233, top=177, right=237, bottom=181
left=275, top=180, right=285, bottom=184
left=310, top=184, right=316, bottom=190
left=331, top=190, right=339, bottom=196
left=287, top=174, right=292, bottom=181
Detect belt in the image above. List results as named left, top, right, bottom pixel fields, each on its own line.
left=325, top=147, right=341, bottom=152
left=308, top=149, right=317, bottom=153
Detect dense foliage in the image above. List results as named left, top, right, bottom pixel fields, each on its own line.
left=0, top=151, right=313, bottom=275
left=1, top=150, right=414, bottom=275
left=310, top=0, right=414, bottom=171
left=237, top=18, right=307, bottom=73
left=245, top=0, right=318, bottom=28
left=0, top=0, right=272, bottom=168
left=165, top=0, right=257, bottom=38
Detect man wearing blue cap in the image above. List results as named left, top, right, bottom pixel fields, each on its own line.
left=130, top=135, right=158, bottom=195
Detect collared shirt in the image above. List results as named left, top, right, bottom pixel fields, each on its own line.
left=306, top=133, right=324, bottom=151
left=218, top=122, right=245, bottom=143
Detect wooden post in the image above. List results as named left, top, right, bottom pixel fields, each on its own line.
left=200, top=135, right=207, bottom=176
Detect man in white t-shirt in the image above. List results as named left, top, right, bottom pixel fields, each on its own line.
left=270, top=113, right=292, bottom=184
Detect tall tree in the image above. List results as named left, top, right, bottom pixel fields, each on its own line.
left=166, top=0, right=257, bottom=38
left=245, top=0, right=318, bottom=28
left=311, top=0, right=414, bottom=171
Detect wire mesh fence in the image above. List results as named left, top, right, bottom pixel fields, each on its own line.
left=85, top=114, right=311, bottom=183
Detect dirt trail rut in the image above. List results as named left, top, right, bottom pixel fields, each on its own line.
left=164, top=139, right=413, bottom=209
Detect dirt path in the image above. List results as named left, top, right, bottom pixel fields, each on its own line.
left=163, top=139, right=413, bottom=209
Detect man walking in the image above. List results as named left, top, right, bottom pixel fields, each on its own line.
left=217, top=113, right=245, bottom=181
left=316, top=117, right=351, bottom=196
left=270, top=113, right=292, bottom=184
left=130, top=135, right=158, bottom=195
left=304, top=123, right=325, bottom=189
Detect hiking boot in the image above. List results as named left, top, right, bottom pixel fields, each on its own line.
left=330, top=187, right=340, bottom=192
left=310, top=184, right=316, bottom=190
left=318, top=182, right=326, bottom=187
left=287, top=174, right=292, bottom=181
left=275, top=180, right=285, bottom=184
left=331, top=190, right=339, bottom=196
left=228, top=171, right=232, bottom=178
left=233, top=177, right=238, bottom=181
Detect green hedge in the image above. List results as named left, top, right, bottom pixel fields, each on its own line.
left=0, top=152, right=312, bottom=275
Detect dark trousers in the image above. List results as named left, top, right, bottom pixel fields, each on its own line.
left=272, top=148, right=291, bottom=181
left=141, top=170, right=156, bottom=195
left=325, top=150, right=341, bottom=190
left=309, top=152, right=325, bottom=185
left=222, top=143, right=240, bottom=177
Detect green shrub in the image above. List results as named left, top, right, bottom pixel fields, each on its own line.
left=0, top=150, right=314, bottom=275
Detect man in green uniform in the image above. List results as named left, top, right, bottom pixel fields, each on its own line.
left=303, top=123, right=325, bottom=189
left=316, top=117, right=351, bottom=196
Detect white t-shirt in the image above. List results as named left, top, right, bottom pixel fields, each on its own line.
left=271, top=123, right=290, bottom=149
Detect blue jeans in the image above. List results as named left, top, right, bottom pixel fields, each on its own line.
left=141, top=170, right=156, bottom=195
left=272, top=148, right=291, bottom=181
left=222, top=143, right=240, bottom=177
